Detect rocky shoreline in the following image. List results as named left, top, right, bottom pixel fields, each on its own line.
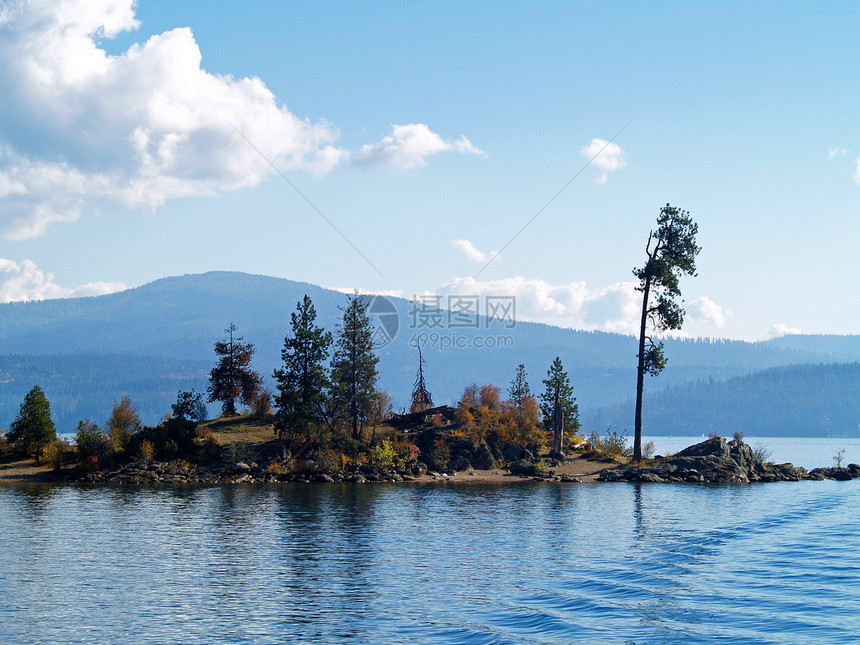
left=599, top=436, right=860, bottom=483
left=10, top=436, right=859, bottom=486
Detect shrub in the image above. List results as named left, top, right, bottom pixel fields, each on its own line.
left=834, top=448, right=846, bottom=468
left=752, top=443, right=772, bottom=463
left=368, top=439, right=401, bottom=472
left=138, top=439, right=155, bottom=463
left=315, top=447, right=341, bottom=474
left=428, top=439, right=451, bottom=472
left=106, top=396, right=142, bottom=454
left=251, top=389, right=273, bottom=418
left=75, top=420, right=113, bottom=470
left=643, top=441, right=656, bottom=460
left=42, top=438, right=72, bottom=471
left=583, top=430, right=632, bottom=460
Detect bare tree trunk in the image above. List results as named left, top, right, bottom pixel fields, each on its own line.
left=633, top=278, right=651, bottom=462
left=552, top=384, right=564, bottom=456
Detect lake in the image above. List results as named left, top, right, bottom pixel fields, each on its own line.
left=1, top=439, right=858, bottom=644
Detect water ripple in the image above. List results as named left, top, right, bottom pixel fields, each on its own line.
left=0, top=481, right=857, bottom=643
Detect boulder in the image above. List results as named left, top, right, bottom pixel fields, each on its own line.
left=508, top=459, right=538, bottom=476
left=472, top=444, right=497, bottom=470
left=450, top=455, right=472, bottom=472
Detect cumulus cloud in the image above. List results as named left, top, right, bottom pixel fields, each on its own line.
left=766, top=323, right=802, bottom=339
left=685, top=296, right=728, bottom=328
left=580, top=138, right=627, bottom=184
left=433, top=276, right=728, bottom=337
left=435, top=276, right=642, bottom=333
left=450, top=239, right=499, bottom=264
left=0, top=0, right=348, bottom=239
left=0, top=258, right=126, bottom=302
left=356, top=124, right=485, bottom=169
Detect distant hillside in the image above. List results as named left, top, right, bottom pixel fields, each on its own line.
left=0, top=271, right=858, bottom=433
left=584, top=363, right=860, bottom=437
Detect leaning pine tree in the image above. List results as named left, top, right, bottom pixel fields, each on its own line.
left=207, top=322, right=263, bottom=417
left=633, top=203, right=701, bottom=461
left=330, top=294, right=379, bottom=441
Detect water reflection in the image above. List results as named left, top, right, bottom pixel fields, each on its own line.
left=0, top=481, right=857, bottom=644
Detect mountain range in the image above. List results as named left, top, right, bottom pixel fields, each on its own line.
left=1, top=271, right=859, bottom=436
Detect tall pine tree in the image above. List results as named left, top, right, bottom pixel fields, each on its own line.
left=273, top=295, right=332, bottom=440
left=633, top=204, right=700, bottom=460
left=8, top=385, right=56, bottom=463
left=508, top=363, right=531, bottom=407
left=330, top=294, right=379, bottom=440
left=207, top=322, right=262, bottom=417
left=539, top=357, right=580, bottom=453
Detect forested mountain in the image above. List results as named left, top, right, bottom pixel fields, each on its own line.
left=0, top=271, right=857, bottom=433
left=584, top=363, right=860, bottom=437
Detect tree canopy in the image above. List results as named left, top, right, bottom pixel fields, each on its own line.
left=207, top=322, right=262, bottom=417
left=7, top=385, right=56, bottom=462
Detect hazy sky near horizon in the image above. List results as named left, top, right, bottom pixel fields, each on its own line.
left=0, top=0, right=857, bottom=340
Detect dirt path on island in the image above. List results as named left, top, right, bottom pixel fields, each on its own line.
left=0, top=456, right=55, bottom=483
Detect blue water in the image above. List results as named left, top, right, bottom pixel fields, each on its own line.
left=0, top=479, right=857, bottom=644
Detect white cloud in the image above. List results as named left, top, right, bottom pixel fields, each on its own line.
left=433, top=276, right=728, bottom=337
left=435, top=276, right=642, bottom=333
left=766, top=323, right=802, bottom=339
left=685, top=296, right=728, bottom=328
left=854, top=157, right=860, bottom=186
left=579, top=138, right=627, bottom=184
left=828, top=147, right=848, bottom=160
left=0, top=0, right=349, bottom=239
left=356, top=124, right=485, bottom=169
left=0, top=258, right=126, bottom=302
left=450, top=239, right=499, bottom=264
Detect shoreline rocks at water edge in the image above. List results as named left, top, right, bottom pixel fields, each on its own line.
left=598, top=436, right=860, bottom=483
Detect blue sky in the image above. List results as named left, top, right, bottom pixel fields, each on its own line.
left=0, top=0, right=857, bottom=340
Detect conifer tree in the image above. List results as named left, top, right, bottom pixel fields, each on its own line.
left=508, top=363, right=531, bottom=408
left=330, top=294, right=379, bottom=440
left=8, top=385, right=56, bottom=463
left=409, top=346, right=433, bottom=413
left=633, top=204, right=700, bottom=460
left=273, top=295, right=332, bottom=439
left=539, top=357, right=580, bottom=453
left=207, top=322, right=262, bottom=417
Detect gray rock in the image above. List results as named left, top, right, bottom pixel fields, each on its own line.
left=472, top=444, right=497, bottom=470
left=450, top=455, right=472, bottom=472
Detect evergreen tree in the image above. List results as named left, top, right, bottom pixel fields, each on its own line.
left=8, top=385, right=56, bottom=463
left=409, top=346, right=433, bottom=413
left=172, top=390, right=207, bottom=422
left=539, top=357, right=580, bottom=451
left=207, top=322, right=262, bottom=417
left=330, top=294, right=379, bottom=440
left=633, top=203, right=701, bottom=460
left=273, top=295, right=333, bottom=439
left=508, top=363, right=531, bottom=407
